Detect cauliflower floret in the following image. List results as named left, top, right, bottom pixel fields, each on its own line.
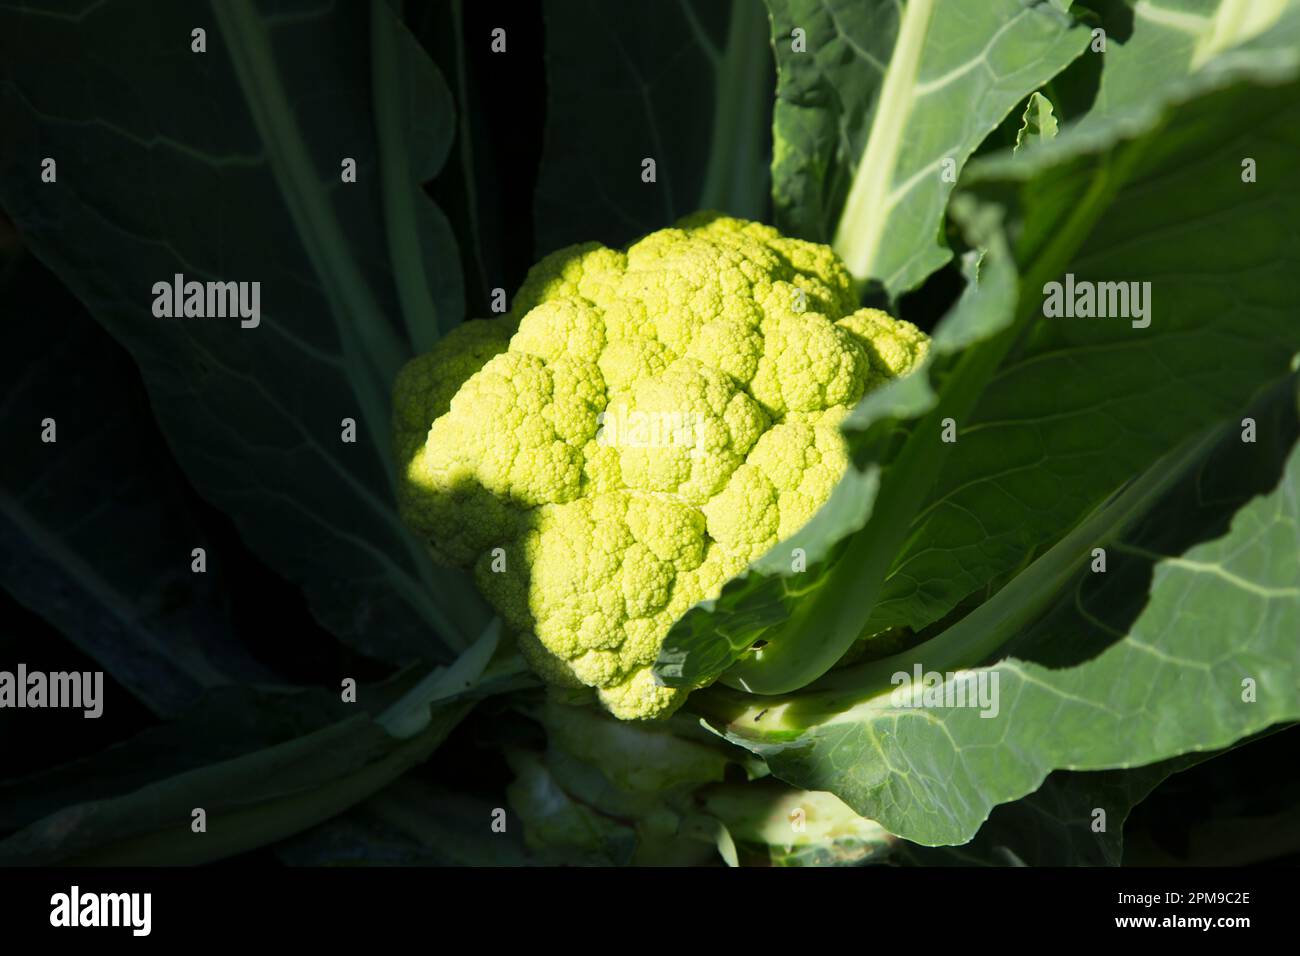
left=615, top=357, right=768, bottom=505
left=393, top=213, right=930, bottom=719
left=703, top=409, right=851, bottom=561
left=510, top=242, right=627, bottom=321
left=476, top=491, right=712, bottom=719
left=837, top=307, right=930, bottom=387
left=393, top=318, right=514, bottom=564
left=402, top=351, right=604, bottom=565
left=392, top=317, right=513, bottom=462
left=749, top=308, right=871, bottom=416
left=510, top=298, right=606, bottom=365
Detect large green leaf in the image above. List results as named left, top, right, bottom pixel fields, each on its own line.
left=766, top=0, right=1089, bottom=294
left=0, top=253, right=274, bottom=716
left=0, top=0, right=490, bottom=663
left=901, top=755, right=1212, bottom=866
left=0, top=676, right=411, bottom=836
left=1035, top=0, right=1300, bottom=160
left=0, top=700, right=470, bottom=866
left=0, top=630, right=502, bottom=864
left=533, top=0, right=772, bottom=253
left=862, top=40, right=1300, bottom=639
left=699, top=377, right=1300, bottom=844
left=679, top=9, right=1300, bottom=697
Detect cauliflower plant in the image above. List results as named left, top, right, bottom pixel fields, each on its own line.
left=393, top=213, right=928, bottom=719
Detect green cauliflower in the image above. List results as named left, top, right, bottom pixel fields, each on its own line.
left=393, top=212, right=928, bottom=720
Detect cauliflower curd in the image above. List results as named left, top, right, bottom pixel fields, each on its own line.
left=393, top=213, right=928, bottom=719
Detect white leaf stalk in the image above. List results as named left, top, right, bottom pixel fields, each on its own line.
left=832, top=0, right=935, bottom=288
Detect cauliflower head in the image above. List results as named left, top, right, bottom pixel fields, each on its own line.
left=393, top=213, right=928, bottom=719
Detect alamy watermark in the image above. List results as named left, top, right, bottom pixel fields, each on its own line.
left=889, top=665, right=1000, bottom=718
left=1042, top=273, right=1151, bottom=329
left=596, top=404, right=706, bottom=457
left=50, top=886, right=151, bottom=936
left=0, top=664, right=103, bottom=718
left=152, top=272, right=261, bottom=328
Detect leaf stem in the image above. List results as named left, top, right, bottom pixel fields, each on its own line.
left=370, top=0, right=444, bottom=351
left=831, top=0, right=936, bottom=288
left=697, top=0, right=772, bottom=219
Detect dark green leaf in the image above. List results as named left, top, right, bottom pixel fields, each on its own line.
left=0, top=641, right=501, bottom=864
left=0, top=0, right=490, bottom=663
left=901, top=759, right=1204, bottom=866
left=703, top=377, right=1300, bottom=845
left=766, top=0, right=1089, bottom=293
left=534, top=0, right=772, bottom=253
left=866, top=81, right=1300, bottom=641
left=694, top=18, right=1300, bottom=697
left=0, top=253, right=271, bottom=716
